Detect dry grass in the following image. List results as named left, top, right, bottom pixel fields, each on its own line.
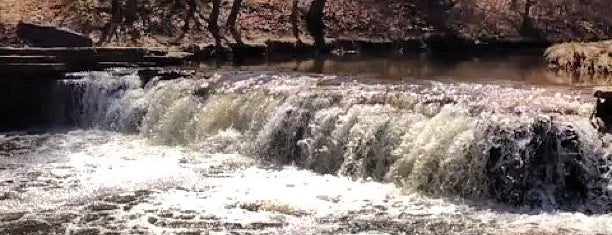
left=545, top=40, right=612, bottom=76
left=0, top=0, right=62, bottom=25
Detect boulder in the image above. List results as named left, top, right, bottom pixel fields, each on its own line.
left=593, top=87, right=612, bottom=132
left=16, top=22, right=93, bottom=48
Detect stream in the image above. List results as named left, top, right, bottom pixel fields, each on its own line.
left=2, top=52, right=612, bottom=234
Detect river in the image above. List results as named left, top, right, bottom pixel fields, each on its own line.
left=2, top=52, right=612, bottom=234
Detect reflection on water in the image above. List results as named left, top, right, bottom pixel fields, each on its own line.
left=193, top=50, right=588, bottom=87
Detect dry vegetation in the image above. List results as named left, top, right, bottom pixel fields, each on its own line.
left=0, top=0, right=62, bottom=25
left=0, top=0, right=74, bottom=45
left=545, top=40, right=612, bottom=76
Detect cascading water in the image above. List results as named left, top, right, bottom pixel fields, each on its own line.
left=54, top=69, right=612, bottom=215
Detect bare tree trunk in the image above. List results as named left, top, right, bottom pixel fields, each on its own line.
left=227, top=0, right=244, bottom=45
left=291, top=0, right=303, bottom=44
left=125, top=0, right=140, bottom=41
left=100, top=0, right=123, bottom=44
left=208, top=0, right=222, bottom=50
left=519, top=0, right=539, bottom=38
left=306, top=0, right=326, bottom=51
left=124, top=0, right=138, bottom=24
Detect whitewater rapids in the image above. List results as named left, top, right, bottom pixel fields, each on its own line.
left=2, top=69, right=612, bottom=234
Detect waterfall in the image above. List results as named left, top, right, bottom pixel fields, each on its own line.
left=58, top=70, right=612, bottom=213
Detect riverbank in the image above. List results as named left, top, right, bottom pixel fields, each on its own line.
left=545, top=40, right=612, bottom=77
left=1, top=0, right=611, bottom=54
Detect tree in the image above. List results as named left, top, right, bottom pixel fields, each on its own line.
left=125, top=0, right=139, bottom=39
left=306, top=0, right=326, bottom=51
left=291, top=0, right=303, bottom=44
left=208, top=0, right=222, bottom=50
left=162, top=0, right=202, bottom=36
left=226, top=0, right=302, bottom=46
left=99, top=0, right=124, bottom=43
left=99, top=0, right=141, bottom=44
left=227, top=0, right=244, bottom=45
left=519, top=0, right=539, bottom=39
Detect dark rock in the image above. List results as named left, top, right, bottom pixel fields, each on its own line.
left=147, top=216, right=158, bottom=225
left=484, top=117, right=611, bottom=213
left=103, top=194, right=137, bottom=204
left=244, top=221, right=284, bottom=230
left=137, top=68, right=194, bottom=87
left=0, top=212, right=25, bottom=222
left=0, top=191, right=17, bottom=200
left=17, top=22, right=93, bottom=47
left=83, top=213, right=105, bottom=222
left=71, top=228, right=101, bottom=235
left=86, top=203, right=120, bottom=211
left=0, top=219, right=53, bottom=235
left=175, top=214, right=196, bottom=220
left=593, top=88, right=612, bottom=132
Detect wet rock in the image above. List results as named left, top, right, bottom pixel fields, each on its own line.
left=240, top=200, right=308, bottom=216
left=103, top=194, right=137, bottom=204
left=71, top=228, right=101, bottom=235
left=0, top=212, right=25, bottom=222
left=244, top=221, right=284, bottom=230
left=593, top=87, right=612, bottom=132
left=45, top=213, right=79, bottom=226
left=0, top=191, right=18, bottom=200
left=180, top=209, right=197, bottom=214
left=199, top=214, right=218, bottom=220
left=155, top=219, right=222, bottom=229
left=316, top=195, right=341, bottom=203
left=157, top=209, right=174, bottom=218
left=86, top=203, right=120, bottom=211
left=175, top=231, right=204, bottom=235
left=134, top=190, right=152, bottom=197
left=0, top=219, right=53, bottom=235
left=147, top=216, right=158, bottom=225
left=175, top=214, right=196, bottom=220
left=137, top=69, right=194, bottom=87
left=16, top=22, right=93, bottom=47
left=83, top=213, right=106, bottom=222
left=484, top=117, right=611, bottom=212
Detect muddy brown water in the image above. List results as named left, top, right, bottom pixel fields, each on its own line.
left=191, top=49, right=586, bottom=88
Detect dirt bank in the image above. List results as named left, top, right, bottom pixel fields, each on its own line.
left=1, top=0, right=611, bottom=52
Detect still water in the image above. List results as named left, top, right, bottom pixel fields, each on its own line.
left=195, top=50, right=590, bottom=87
